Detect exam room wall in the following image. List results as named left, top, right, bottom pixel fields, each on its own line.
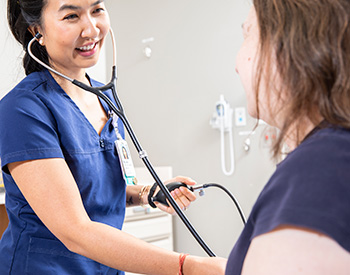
left=0, top=0, right=25, bottom=95
left=106, top=0, right=276, bottom=258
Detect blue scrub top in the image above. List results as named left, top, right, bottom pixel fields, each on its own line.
left=0, top=69, right=126, bottom=274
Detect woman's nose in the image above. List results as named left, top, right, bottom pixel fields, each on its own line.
left=81, top=16, right=99, bottom=39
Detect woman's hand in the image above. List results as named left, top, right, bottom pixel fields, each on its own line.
left=154, top=176, right=197, bottom=214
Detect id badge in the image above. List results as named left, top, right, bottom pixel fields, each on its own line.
left=115, top=137, right=137, bottom=185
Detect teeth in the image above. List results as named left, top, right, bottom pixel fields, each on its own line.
left=78, top=43, right=96, bottom=51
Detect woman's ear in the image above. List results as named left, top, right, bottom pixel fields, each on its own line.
left=28, top=26, right=44, bottom=45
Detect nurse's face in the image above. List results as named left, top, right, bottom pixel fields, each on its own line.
left=36, top=0, right=110, bottom=77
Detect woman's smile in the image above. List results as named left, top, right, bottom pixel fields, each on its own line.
left=76, top=41, right=99, bottom=57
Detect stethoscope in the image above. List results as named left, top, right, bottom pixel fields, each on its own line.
left=28, top=29, right=246, bottom=257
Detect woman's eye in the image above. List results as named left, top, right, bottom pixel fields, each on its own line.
left=64, top=14, right=78, bottom=20
left=93, top=8, right=104, bottom=14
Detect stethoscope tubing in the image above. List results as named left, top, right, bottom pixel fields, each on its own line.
left=28, top=29, right=216, bottom=257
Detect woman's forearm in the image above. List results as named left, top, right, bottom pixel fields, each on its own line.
left=66, top=219, right=179, bottom=275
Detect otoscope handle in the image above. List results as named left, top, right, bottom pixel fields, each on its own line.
left=152, top=182, right=193, bottom=206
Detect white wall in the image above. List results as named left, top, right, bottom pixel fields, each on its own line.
left=106, top=0, right=276, bottom=258
left=0, top=1, right=25, bottom=97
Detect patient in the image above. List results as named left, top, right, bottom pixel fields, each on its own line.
left=226, top=0, right=350, bottom=274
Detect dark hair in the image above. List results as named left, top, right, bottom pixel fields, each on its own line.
left=253, top=0, right=350, bottom=157
left=7, top=0, right=48, bottom=75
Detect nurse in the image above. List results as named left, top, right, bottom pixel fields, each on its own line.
left=226, top=0, right=350, bottom=274
left=0, top=0, right=226, bottom=274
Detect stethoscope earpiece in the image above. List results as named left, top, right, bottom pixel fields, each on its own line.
left=34, top=33, right=43, bottom=45
left=35, top=32, right=42, bottom=39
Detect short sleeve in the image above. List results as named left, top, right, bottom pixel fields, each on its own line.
left=250, top=129, right=350, bottom=252
left=0, top=87, right=64, bottom=174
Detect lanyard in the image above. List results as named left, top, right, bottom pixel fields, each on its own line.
left=111, top=112, right=137, bottom=185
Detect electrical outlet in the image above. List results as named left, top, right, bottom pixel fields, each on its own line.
left=235, top=107, right=246, bottom=126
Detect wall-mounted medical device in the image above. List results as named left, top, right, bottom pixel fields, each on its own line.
left=210, top=95, right=235, bottom=176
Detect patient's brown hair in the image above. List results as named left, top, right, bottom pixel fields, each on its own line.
left=253, top=0, right=350, bottom=157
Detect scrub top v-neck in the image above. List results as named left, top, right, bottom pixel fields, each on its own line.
left=0, top=69, right=126, bottom=274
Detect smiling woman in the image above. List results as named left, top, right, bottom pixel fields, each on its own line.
left=0, top=0, right=227, bottom=274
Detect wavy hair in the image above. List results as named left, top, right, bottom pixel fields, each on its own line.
left=253, top=0, right=350, bottom=157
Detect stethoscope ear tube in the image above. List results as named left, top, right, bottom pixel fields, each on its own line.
left=27, top=30, right=216, bottom=257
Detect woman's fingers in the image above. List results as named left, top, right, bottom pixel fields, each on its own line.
left=155, top=175, right=198, bottom=214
